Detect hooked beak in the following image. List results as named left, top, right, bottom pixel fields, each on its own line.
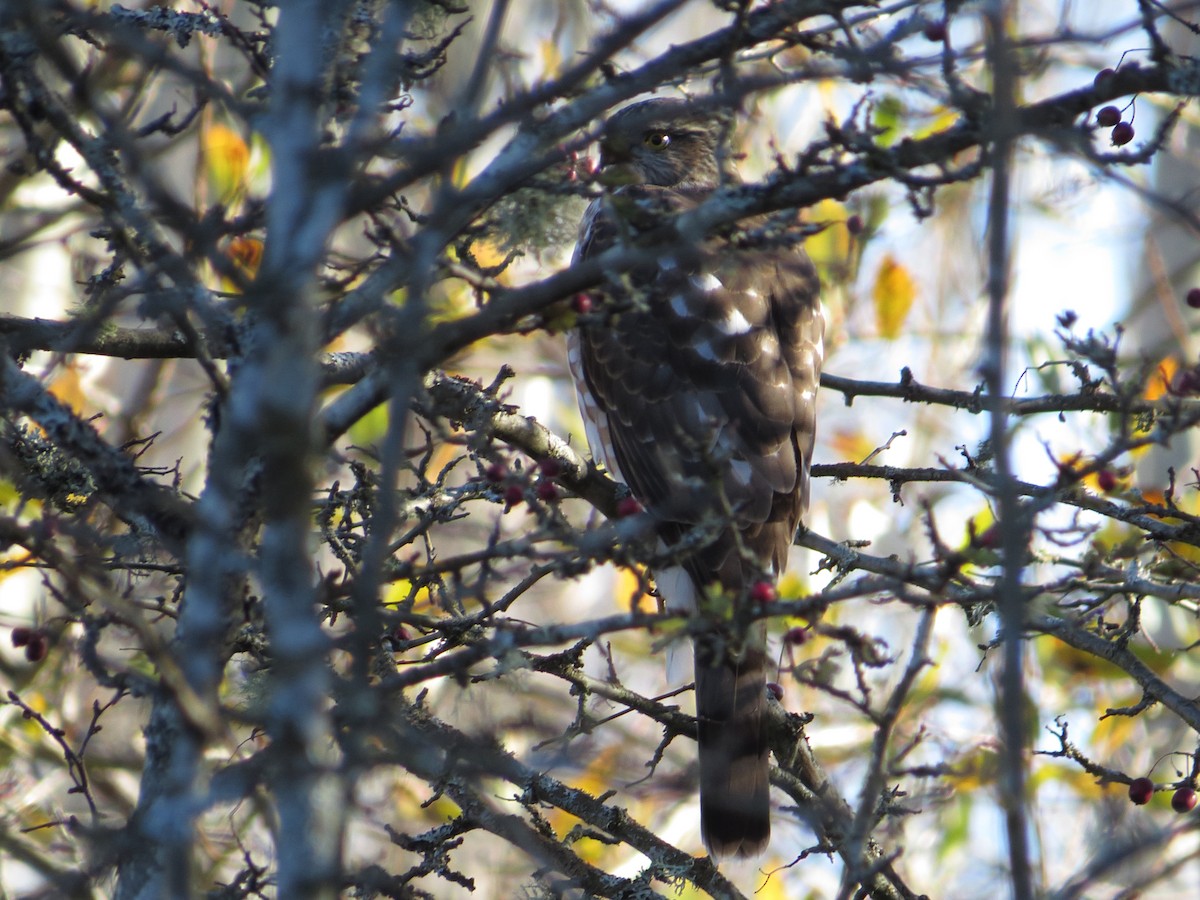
left=596, top=140, right=638, bottom=186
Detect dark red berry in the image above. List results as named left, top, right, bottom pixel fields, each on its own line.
left=1129, top=777, right=1154, bottom=805
left=537, top=458, right=562, bottom=478
left=616, top=496, right=643, bottom=518
left=535, top=480, right=559, bottom=502
left=24, top=633, right=47, bottom=662
left=1097, top=469, right=1118, bottom=493
left=1186, top=288, right=1200, bottom=309
left=11, top=626, right=32, bottom=648
left=846, top=214, right=864, bottom=236
left=1174, top=369, right=1200, bottom=395
left=922, top=21, right=946, bottom=42
left=750, top=581, right=776, bottom=604
left=1094, top=68, right=1116, bottom=88
left=390, top=624, right=411, bottom=644
left=572, top=293, right=595, bottom=315
left=1172, top=787, right=1197, bottom=813
left=503, top=483, right=525, bottom=506
left=975, top=523, right=1002, bottom=549
left=1111, top=122, right=1134, bottom=146
left=485, top=462, right=507, bottom=483
left=784, top=626, right=809, bottom=645
left=766, top=682, right=784, bottom=702
left=1095, top=106, right=1121, bottom=128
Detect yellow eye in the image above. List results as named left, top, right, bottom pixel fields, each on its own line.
left=644, top=132, right=671, bottom=149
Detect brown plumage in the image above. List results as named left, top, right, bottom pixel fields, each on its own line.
left=568, top=98, right=823, bottom=858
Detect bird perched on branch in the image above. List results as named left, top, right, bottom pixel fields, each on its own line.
left=567, top=98, right=823, bottom=858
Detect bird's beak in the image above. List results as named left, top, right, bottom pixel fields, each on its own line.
left=596, top=139, right=639, bottom=186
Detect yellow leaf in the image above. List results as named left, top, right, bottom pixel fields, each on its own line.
left=803, top=199, right=851, bottom=274
left=1090, top=707, right=1140, bottom=757
left=461, top=239, right=512, bottom=286
left=753, top=873, right=798, bottom=900
left=776, top=570, right=807, bottom=601
left=962, top=507, right=997, bottom=549
left=206, top=124, right=250, bottom=203
left=1140, top=488, right=1200, bottom=564
left=1029, top=760, right=1099, bottom=798
left=48, top=364, right=89, bottom=416
left=912, top=106, right=961, bottom=141
left=347, top=399, right=389, bottom=447
left=383, top=577, right=435, bottom=614
left=0, top=548, right=35, bottom=582
left=545, top=746, right=626, bottom=863
left=872, top=254, right=916, bottom=340
left=1144, top=356, right=1177, bottom=403
left=616, top=565, right=654, bottom=614
left=829, top=428, right=877, bottom=464
left=948, top=745, right=1000, bottom=791
left=427, top=440, right=461, bottom=479
left=225, top=236, right=263, bottom=287
left=539, top=39, right=562, bottom=78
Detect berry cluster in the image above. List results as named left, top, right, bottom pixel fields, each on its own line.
left=1128, top=776, right=1198, bottom=814
left=10, top=626, right=47, bottom=662
left=484, top=457, right=568, bottom=509
left=1093, top=70, right=1133, bottom=147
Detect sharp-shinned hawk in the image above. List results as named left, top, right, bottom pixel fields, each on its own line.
left=567, top=98, right=824, bottom=858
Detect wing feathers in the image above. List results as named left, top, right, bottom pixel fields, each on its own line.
left=572, top=182, right=822, bottom=858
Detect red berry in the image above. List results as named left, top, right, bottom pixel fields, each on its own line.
left=1095, top=106, right=1121, bottom=128
left=616, top=496, right=643, bottom=518
left=535, top=480, right=559, bottom=502
left=975, top=523, right=1002, bottom=549
left=846, top=214, right=864, bottom=236
left=485, top=462, right=507, bottom=483
left=783, top=626, right=809, bottom=645
left=572, top=293, right=595, bottom=315
left=390, top=624, right=410, bottom=644
left=1129, top=777, right=1154, bottom=805
left=750, top=581, right=776, bottom=604
left=503, top=483, right=525, bottom=506
left=922, top=21, right=946, bottom=42
left=1172, top=787, right=1197, bottom=813
left=1174, top=369, right=1200, bottom=395
left=1111, top=122, right=1134, bottom=146
left=11, top=626, right=32, bottom=648
left=537, top=458, right=562, bottom=478
left=1186, top=288, right=1200, bottom=309
left=1096, top=469, right=1118, bottom=493
left=1094, top=68, right=1116, bottom=88
left=766, top=682, right=784, bottom=702
left=24, top=633, right=47, bottom=662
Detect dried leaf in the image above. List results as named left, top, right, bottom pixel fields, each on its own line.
left=206, top=123, right=250, bottom=202
left=1144, top=356, right=1178, bottom=402
left=873, top=253, right=916, bottom=340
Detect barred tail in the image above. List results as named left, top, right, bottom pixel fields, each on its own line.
left=695, top=635, right=770, bottom=858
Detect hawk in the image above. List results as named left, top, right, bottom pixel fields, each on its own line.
left=567, top=98, right=823, bottom=858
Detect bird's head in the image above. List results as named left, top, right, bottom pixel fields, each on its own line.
left=596, top=98, right=727, bottom=189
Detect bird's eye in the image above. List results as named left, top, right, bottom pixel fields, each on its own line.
left=644, top=132, right=671, bottom=149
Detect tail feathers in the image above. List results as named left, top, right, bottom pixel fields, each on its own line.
left=695, top=642, right=770, bottom=858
